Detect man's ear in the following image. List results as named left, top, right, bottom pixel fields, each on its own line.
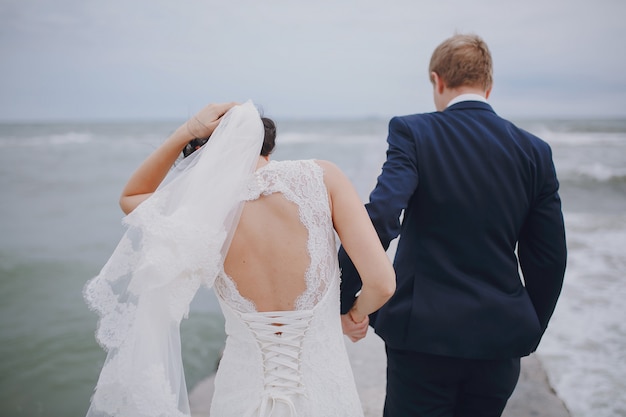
left=431, top=72, right=445, bottom=94
left=485, top=84, right=493, bottom=99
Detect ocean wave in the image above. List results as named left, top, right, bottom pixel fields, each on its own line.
left=519, top=118, right=626, bottom=135
left=0, top=132, right=94, bottom=148
left=564, top=163, right=626, bottom=184
left=49, top=132, right=93, bottom=145
left=536, top=130, right=626, bottom=147
left=278, top=131, right=381, bottom=144
left=277, top=132, right=327, bottom=144
left=540, top=210, right=626, bottom=417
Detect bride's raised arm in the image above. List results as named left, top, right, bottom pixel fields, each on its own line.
left=319, top=160, right=396, bottom=322
left=119, top=102, right=237, bottom=214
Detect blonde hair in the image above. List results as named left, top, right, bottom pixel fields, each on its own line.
left=429, top=33, right=493, bottom=91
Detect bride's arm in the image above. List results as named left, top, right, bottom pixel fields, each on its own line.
left=119, top=102, right=237, bottom=214
left=319, top=160, right=396, bottom=321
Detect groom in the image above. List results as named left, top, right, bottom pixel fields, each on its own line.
left=339, top=33, right=567, bottom=416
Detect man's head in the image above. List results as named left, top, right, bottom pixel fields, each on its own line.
left=429, top=34, right=493, bottom=110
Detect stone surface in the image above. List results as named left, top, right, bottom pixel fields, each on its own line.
left=504, top=353, right=571, bottom=417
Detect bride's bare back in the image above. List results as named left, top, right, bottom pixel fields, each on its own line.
left=224, top=192, right=310, bottom=312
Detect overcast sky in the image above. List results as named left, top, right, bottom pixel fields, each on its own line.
left=1, top=0, right=625, bottom=121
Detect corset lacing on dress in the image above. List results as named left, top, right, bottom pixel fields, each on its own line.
left=242, top=310, right=314, bottom=417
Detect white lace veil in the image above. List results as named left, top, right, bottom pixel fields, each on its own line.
left=84, top=101, right=263, bottom=417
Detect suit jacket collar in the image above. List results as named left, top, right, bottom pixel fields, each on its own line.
left=444, top=100, right=495, bottom=114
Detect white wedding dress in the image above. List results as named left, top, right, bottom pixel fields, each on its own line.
left=84, top=102, right=364, bottom=417
left=211, top=160, right=364, bottom=417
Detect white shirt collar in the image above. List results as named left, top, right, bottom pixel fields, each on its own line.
left=446, top=93, right=488, bottom=108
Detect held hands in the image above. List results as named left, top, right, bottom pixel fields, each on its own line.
left=341, top=310, right=369, bottom=343
left=185, top=102, right=238, bottom=139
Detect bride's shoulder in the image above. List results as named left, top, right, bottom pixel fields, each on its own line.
left=310, top=160, right=351, bottom=190
left=270, top=159, right=326, bottom=172
left=311, top=159, right=343, bottom=177
left=268, top=159, right=346, bottom=184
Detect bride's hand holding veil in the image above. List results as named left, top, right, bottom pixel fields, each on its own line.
left=186, top=102, right=239, bottom=138
left=119, top=102, right=238, bottom=214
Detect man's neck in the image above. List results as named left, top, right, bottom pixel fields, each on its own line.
left=437, top=86, right=489, bottom=111
left=446, top=93, right=488, bottom=108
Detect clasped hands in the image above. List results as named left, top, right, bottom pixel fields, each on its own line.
left=341, top=309, right=369, bottom=343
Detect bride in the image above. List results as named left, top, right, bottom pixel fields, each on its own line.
left=84, top=101, right=395, bottom=417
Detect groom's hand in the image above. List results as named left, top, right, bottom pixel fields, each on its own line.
left=341, top=313, right=369, bottom=342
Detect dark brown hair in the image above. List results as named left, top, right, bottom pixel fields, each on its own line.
left=260, top=117, right=276, bottom=157
left=183, top=116, right=277, bottom=158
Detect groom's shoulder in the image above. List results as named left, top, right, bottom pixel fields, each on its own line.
left=393, top=110, right=439, bottom=121
left=389, top=111, right=443, bottom=131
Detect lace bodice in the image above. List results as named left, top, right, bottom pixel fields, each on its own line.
left=214, top=160, right=338, bottom=313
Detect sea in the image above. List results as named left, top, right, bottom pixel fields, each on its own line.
left=0, top=116, right=624, bottom=417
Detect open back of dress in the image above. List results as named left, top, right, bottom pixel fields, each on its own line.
left=215, top=159, right=334, bottom=314
left=223, top=190, right=310, bottom=312
left=211, top=160, right=364, bottom=417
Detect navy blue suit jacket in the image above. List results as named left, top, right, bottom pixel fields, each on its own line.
left=339, top=101, right=567, bottom=359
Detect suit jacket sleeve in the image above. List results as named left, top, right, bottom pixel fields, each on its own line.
left=339, top=116, right=419, bottom=314
left=518, top=144, right=567, bottom=333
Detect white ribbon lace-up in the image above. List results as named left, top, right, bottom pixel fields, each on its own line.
left=242, top=310, right=313, bottom=417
